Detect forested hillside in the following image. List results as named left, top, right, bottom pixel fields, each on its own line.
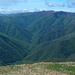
left=0, top=32, right=29, bottom=65
left=0, top=11, right=75, bottom=65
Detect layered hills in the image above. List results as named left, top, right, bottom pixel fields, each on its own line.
left=0, top=11, right=75, bottom=65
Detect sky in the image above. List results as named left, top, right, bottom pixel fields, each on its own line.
left=0, top=0, right=75, bottom=14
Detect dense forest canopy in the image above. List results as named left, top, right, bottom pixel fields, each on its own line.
left=0, top=11, right=75, bottom=65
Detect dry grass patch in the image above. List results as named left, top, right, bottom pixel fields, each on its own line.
left=0, top=62, right=75, bottom=75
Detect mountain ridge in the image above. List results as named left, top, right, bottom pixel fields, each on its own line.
left=0, top=11, right=75, bottom=65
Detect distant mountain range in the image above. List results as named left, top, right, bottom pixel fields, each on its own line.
left=0, top=11, right=75, bottom=65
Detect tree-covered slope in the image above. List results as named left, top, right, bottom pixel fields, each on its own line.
left=0, top=33, right=29, bottom=65
left=29, top=12, right=75, bottom=52
left=0, top=18, right=32, bottom=43
left=25, top=11, right=75, bottom=61
left=25, top=33, right=75, bottom=61
left=0, top=11, right=75, bottom=64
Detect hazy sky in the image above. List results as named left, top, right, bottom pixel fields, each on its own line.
left=0, top=0, right=75, bottom=14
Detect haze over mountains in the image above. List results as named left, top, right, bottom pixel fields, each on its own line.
left=0, top=11, right=75, bottom=65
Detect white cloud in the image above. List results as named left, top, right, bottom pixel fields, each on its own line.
left=45, top=1, right=65, bottom=7
left=0, top=8, right=48, bottom=14
left=45, top=0, right=75, bottom=8
left=0, top=9, right=28, bottom=14
left=45, top=2, right=60, bottom=7
left=67, top=0, right=75, bottom=8
left=68, top=0, right=75, bottom=1
left=0, top=0, right=27, bottom=6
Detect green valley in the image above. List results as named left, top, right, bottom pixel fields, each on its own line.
left=0, top=11, right=75, bottom=65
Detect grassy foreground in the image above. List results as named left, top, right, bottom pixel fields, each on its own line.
left=0, top=62, right=75, bottom=75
